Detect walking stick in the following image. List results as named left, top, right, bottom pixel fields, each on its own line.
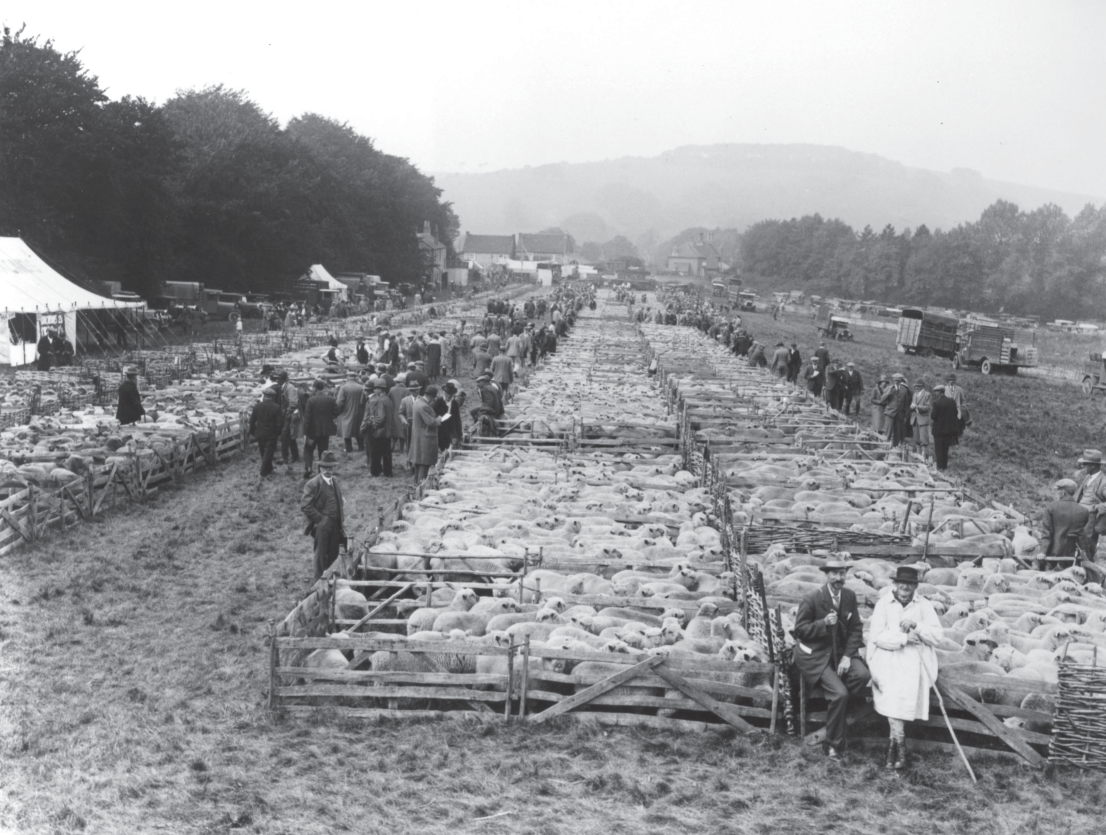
left=920, top=661, right=977, bottom=783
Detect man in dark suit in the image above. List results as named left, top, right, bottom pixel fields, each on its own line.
left=813, top=342, right=830, bottom=373
left=930, top=384, right=960, bottom=471
left=1040, top=478, right=1089, bottom=567
left=302, top=379, right=338, bottom=479
left=824, top=361, right=843, bottom=411
left=880, top=372, right=913, bottom=448
left=793, top=558, right=871, bottom=760
left=842, top=362, right=864, bottom=416
left=115, top=366, right=146, bottom=426
left=301, top=451, right=345, bottom=579
left=786, top=343, right=803, bottom=384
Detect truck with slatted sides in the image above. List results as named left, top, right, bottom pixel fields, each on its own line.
left=896, top=308, right=960, bottom=358
left=953, top=321, right=1039, bottom=375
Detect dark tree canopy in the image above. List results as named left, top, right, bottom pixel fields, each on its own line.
left=738, top=203, right=1106, bottom=319
left=0, top=31, right=457, bottom=297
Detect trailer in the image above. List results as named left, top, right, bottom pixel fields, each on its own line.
left=896, top=308, right=960, bottom=358
left=952, top=322, right=1038, bottom=375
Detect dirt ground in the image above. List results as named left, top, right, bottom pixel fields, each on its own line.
left=2, top=311, right=1105, bottom=834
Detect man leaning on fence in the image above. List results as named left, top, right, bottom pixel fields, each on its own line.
left=793, top=558, right=871, bottom=762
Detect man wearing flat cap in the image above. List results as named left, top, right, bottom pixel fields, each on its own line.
left=879, top=372, right=912, bottom=448
left=1040, top=478, right=1090, bottom=567
left=866, top=565, right=942, bottom=770
left=793, top=558, right=870, bottom=761
left=1074, top=449, right=1106, bottom=561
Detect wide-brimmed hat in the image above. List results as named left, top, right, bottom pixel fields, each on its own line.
left=890, top=566, right=920, bottom=585
left=373, top=378, right=389, bottom=390
left=892, top=372, right=905, bottom=381
left=317, top=451, right=340, bottom=468
left=276, top=371, right=289, bottom=382
left=1079, top=449, right=1103, bottom=465
left=819, top=559, right=853, bottom=573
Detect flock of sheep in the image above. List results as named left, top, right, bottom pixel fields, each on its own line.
left=290, top=289, right=1077, bottom=733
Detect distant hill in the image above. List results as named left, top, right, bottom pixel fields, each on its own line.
left=434, top=144, right=1101, bottom=245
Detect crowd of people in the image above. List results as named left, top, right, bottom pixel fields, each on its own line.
left=632, top=285, right=973, bottom=470
left=268, top=287, right=589, bottom=579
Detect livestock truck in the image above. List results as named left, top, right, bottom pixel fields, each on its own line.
left=952, top=321, right=1038, bottom=375
left=896, top=308, right=960, bottom=358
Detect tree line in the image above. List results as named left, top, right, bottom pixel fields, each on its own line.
left=0, top=28, right=458, bottom=298
left=738, top=200, right=1106, bottom=319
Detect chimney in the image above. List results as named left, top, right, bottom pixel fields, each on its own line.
left=423, top=221, right=431, bottom=234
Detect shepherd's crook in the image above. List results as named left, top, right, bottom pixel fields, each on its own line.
left=921, top=662, right=977, bottom=783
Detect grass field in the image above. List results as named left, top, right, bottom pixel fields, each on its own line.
left=3, top=317, right=1106, bottom=834
left=730, top=308, right=1105, bottom=510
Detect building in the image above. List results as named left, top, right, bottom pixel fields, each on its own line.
left=459, top=233, right=516, bottom=267
left=417, top=222, right=448, bottom=288
left=666, top=232, right=723, bottom=277
left=516, top=232, right=573, bottom=264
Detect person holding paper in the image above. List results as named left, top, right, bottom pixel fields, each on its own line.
left=410, top=385, right=450, bottom=482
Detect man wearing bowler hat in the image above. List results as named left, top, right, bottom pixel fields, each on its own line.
left=793, top=558, right=870, bottom=761
left=1074, top=449, right=1106, bottom=561
left=301, top=451, right=345, bottom=580
left=866, top=565, right=943, bottom=770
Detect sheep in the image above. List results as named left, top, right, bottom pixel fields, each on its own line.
left=469, top=597, right=521, bottom=618
left=405, top=588, right=478, bottom=636
left=684, top=602, right=721, bottom=640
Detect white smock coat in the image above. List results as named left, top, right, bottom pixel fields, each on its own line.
left=866, top=592, right=943, bottom=721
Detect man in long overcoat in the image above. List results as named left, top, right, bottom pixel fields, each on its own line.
left=880, top=373, right=912, bottom=447
left=410, top=385, right=448, bottom=482
left=793, top=558, right=870, bottom=761
left=302, top=379, right=338, bottom=479
left=360, top=378, right=394, bottom=477
left=1074, top=449, right=1106, bottom=561
left=335, top=370, right=365, bottom=454
left=116, top=366, right=146, bottom=425
left=301, top=451, right=345, bottom=579
left=930, top=384, right=960, bottom=471
left=866, top=565, right=943, bottom=770
left=841, top=362, right=863, bottom=416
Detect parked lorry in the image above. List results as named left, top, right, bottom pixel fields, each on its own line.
left=896, top=308, right=960, bottom=357
left=815, top=304, right=854, bottom=340
left=711, top=279, right=726, bottom=297
left=952, top=322, right=1038, bottom=374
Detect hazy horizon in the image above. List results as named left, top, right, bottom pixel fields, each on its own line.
left=4, top=1, right=1105, bottom=199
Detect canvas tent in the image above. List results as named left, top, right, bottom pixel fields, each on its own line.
left=0, top=237, right=144, bottom=366
left=306, top=264, right=349, bottom=302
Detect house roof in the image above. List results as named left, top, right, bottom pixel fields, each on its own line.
left=669, top=239, right=721, bottom=261
left=417, top=231, right=445, bottom=251
left=461, top=234, right=515, bottom=255
left=517, top=233, right=572, bottom=256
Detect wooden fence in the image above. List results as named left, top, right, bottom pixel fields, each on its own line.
left=0, top=416, right=246, bottom=556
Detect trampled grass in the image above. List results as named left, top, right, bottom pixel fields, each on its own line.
left=1, top=334, right=1104, bottom=833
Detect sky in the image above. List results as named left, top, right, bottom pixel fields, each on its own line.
left=5, top=0, right=1105, bottom=198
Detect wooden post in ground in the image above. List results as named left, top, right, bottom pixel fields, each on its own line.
left=503, top=636, right=515, bottom=720
left=267, top=619, right=277, bottom=710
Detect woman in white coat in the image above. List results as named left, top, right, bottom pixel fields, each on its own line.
left=866, top=565, right=943, bottom=770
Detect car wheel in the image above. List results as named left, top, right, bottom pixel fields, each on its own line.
left=981, top=359, right=993, bottom=375
left=920, top=348, right=935, bottom=359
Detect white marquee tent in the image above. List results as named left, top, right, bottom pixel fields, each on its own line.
left=0, top=237, right=144, bottom=366
left=306, top=264, right=349, bottom=301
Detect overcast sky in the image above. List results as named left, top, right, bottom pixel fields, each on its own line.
left=6, top=0, right=1104, bottom=198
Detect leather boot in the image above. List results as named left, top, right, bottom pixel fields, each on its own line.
left=893, top=740, right=906, bottom=770
left=884, top=740, right=897, bottom=769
